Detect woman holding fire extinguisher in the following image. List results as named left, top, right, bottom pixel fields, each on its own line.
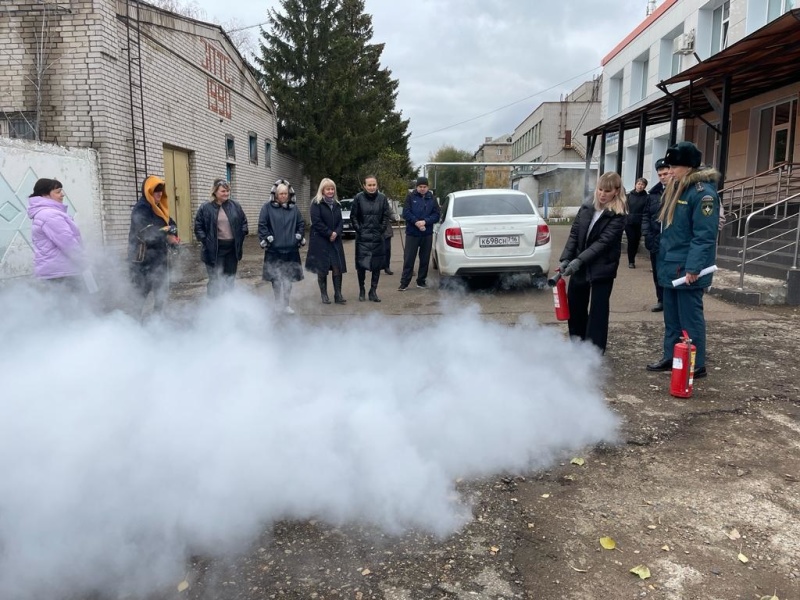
left=558, top=171, right=627, bottom=353
left=646, top=142, right=720, bottom=380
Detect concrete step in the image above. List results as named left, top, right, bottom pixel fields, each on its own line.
left=707, top=264, right=788, bottom=305
left=715, top=254, right=792, bottom=281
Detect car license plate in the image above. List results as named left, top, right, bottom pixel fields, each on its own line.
left=479, top=235, right=519, bottom=247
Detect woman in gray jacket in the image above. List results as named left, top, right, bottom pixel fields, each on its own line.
left=258, top=179, right=305, bottom=314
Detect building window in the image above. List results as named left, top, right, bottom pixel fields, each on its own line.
left=711, top=1, right=730, bottom=54
left=631, top=52, right=649, bottom=104
left=1, top=112, right=37, bottom=140
left=768, top=0, right=794, bottom=21
left=264, top=141, right=272, bottom=168
left=226, top=163, right=235, bottom=192
left=609, top=71, right=623, bottom=115
left=225, top=135, right=235, bottom=160
left=248, top=132, right=258, bottom=164
left=756, top=99, right=796, bottom=172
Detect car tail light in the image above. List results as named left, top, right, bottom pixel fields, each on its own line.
left=445, top=227, right=463, bottom=249
left=535, top=223, right=551, bottom=246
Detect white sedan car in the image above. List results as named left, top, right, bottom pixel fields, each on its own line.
left=432, top=189, right=551, bottom=282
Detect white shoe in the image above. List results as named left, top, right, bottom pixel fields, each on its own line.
left=284, top=306, right=295, bottom=315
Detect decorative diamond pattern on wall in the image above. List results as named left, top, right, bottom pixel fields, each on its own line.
left=0, top=201, right=21, bottom=222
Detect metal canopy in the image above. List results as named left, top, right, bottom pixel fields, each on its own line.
left=585, top=8, right=800, bottom=138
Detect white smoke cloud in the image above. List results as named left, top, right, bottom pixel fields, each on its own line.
left=0, top=285, right=618, bottom=599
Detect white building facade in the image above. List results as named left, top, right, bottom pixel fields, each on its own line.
left=597, top=0, right=798, bottom=189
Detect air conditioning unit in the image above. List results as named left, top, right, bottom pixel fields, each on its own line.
left=673, top=31, right=695, bottom=55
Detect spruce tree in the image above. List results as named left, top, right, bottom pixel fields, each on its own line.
left=257, top=0, right=410, bottom=193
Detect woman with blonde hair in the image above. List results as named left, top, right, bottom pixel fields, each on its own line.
left=558, top=171, right=627, bottom=352
left=305, top=178, right=347, bottom=304
left=646, top=142, right=719, bottom=379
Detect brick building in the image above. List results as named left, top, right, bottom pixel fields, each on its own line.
left=472, top=135, right=513, bottom=189
left=0, top=0, right=309, bottom=248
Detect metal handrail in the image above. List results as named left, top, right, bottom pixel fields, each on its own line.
left=720, top=163, right=800, bottom=237
left=739, top=191, right=800, bottom=289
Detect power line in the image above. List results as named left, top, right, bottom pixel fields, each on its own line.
left=410, top=66, right=601, bottom=140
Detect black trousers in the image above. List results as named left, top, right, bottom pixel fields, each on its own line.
left=625, top=223, right=642, bottom=264
left=357, top=268, right=381, bottom=289
left=400, top=235, right=432, bottom=287
left=131, top=262, right=169, bottom=316
left=567, top=277, right=614, bottom=353
left=383, top=237, right=392, bottom=269
left=649, top=251, right=663, bottom=303
left=206, top=240, right=238, bottom=297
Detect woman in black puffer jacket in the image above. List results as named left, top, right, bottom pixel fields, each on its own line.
left=625, top=177, right=649, bottom=268
left=558, top=171, right=627, bottom=353
left=351, top=175, right=392, bottom=302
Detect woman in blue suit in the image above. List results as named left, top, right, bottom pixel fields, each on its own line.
left=646, top=142, right=720, bottom=379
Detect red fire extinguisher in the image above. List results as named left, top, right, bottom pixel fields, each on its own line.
left=670, top=330, right=697, bottom=398
left=548, top=270, right=570, bottom=321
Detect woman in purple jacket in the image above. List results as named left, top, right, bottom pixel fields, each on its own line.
left=26, top=178, right=84, bottom=289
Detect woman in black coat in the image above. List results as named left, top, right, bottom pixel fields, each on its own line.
left=625, top=177, right=649, bottom=268
left=128, top=175, right=179, bottom=318
left=305, top=178, right=348, bottom=304
left=194, top=178, right=248, bottom=297
left=258, top=179, right=305, bottom=314
left=351, top=175, right=392, bottom=302
left=559, top=172, right=627, bottom=353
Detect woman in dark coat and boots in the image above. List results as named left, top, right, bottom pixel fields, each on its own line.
left=305, top=178, right=348, bottom=304
left=128, top=175, right=179, bottom=317
left=258, top=180, right=305, bottom=314
left=352, top=175, right=392, bottom=302
left=559, top=171, right=627, bottom=353
left=194, top=178, right=248, bottom=297
left=625, top=177, right=648, bottom=268
left=646, top=142, right=720, bottom=380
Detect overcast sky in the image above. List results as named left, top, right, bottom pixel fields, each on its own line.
left=191, top=0, right=648, bottom=168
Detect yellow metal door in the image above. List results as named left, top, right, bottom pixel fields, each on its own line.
left=163, top=147, right=193, bottom=242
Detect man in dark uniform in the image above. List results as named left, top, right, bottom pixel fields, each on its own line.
left=646, top=142, right=720, bottom=380
left=641, top=158, right=671, bottom=312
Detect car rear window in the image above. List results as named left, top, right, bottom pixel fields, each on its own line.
left=340, top=200, right=353, bottom=210
left=452, top=194, right=535, bottom=217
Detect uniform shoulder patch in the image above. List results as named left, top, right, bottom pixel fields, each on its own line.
left=701, top=195, right=714, bottom=217
left=695, top=182, right=705, bottom=192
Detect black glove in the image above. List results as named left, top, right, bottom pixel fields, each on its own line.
left=559, top=259, right=571, bottom=273
left=562, top=258, right=583, bottom=277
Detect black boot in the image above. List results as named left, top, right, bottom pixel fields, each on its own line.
left=333, top=274, right=347, bottom=304
left=318, top=275, right=330, bottom=304
left=357, top=269, right=366, bottom=301
left=369, top=270, right=381, bottom=302
left=359, top=286, right=366, bottom=302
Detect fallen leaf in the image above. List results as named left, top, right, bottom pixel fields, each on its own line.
left=361, top=568, right=371, bottom=576
left=541, top=493, right=550, bottom=499
left=177, top=581, right=189, bottom=593
left=759, top=596, right=779, bottom=600
left=569, top=564, right=588, bottom=573
left=646, top=525, right=657, bottom=530
left=490, top=546, right=500, bottom=553
left=725, top=528, right=741, bottom=540
left=599, top=537, right=616, bottom=550
left=661, top=545, right=670, bottom=551
left=570, top=457, right=585, bottom=466
left=738, top=553, right=749, bottom=564
left=630, top=565, right=651, bottom=579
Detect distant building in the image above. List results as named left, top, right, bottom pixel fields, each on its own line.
left=510, top=79, right=602, bottom=208
left=0, top=0, right=309, bottom=256
left=472, top=135, right=513, bottom=188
